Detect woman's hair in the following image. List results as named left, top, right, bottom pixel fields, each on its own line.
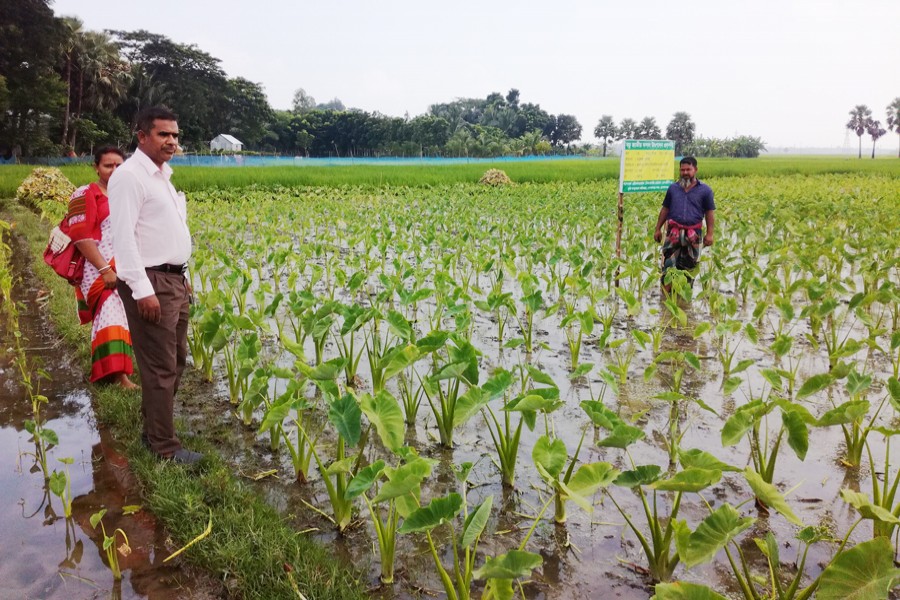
left=93, top=145, right=125, bottom=165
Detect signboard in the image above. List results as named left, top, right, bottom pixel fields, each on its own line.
left=618, top=139, right=675, bottom=193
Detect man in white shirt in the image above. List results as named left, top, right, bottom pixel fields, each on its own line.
left=109, top=106, right=201, bottom=465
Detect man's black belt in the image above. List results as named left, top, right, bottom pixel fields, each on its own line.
left=147, top=263, right=187, bottom=274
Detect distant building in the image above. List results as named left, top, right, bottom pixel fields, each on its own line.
left=210, top=134, right=243, bottom=152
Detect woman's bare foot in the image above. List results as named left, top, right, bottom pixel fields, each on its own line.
left=116, top=373, right=139, bottom=390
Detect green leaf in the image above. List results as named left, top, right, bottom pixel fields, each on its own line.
left=614, top=465, right=662, bottom=488
left=684, top=352, right=701, bottom=370
left=816, top=400, right=870, bottom=427
left=482, top=369, right=514, bottom=400
left=651, top=582, right=728, bottom=600
left=744, top=323, right=758, bottom=345
left=781, top=409, right=809, bottom=461
left=840, top=489, right=900, bottom=525
left=580, top=401, right=621, bottom=430
left=566, top=462, right=619, bottom=496
left=731, top=359, right=755, bottom=376
left=796, top=373, right=834, bottom=399
left=345, top=460, right=386, bottom=499
left=453, top=386, right=490, bottom=427
left=460, top=496, right=493, bottom=549
left=474, top=550, right=543, bottom=580
left=887, top=377, right=900, bottom=411
left=532, top=436, right=567, bottom=478
left=721, top=409, right=756, bottom=446
left=743, top=468, right=803, bottom=526
left=507, top=393, right=562, bottom=413
left=597, top=423, right=645, bottom=448
left=652, top=468, right=722, bottom=492
left=397, top=493, right=463, bottom=534
left=360, top=390, right=405, bottom=452
left=526, top=365, right=557, bottom=387
left=89, top=509, right=107, bottom=529
left=723, top=376, right=743, bottom=395
left=381, top=344, right=423, bottom=381
left=760, top=368, right=783, bottom=391
left=816, top=537, right=900, bottom=600
left=48, top=471, right=66, bottom=497
left=386, top=310, right=413, bottom=341
left=678, top=448, right=740, bottom=472
left=328, top=393, right=362, bottom=446
left=674, top=504, right=755, bottom=568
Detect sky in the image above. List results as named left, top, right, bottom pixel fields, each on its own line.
left=51, top=0, right=900, bottom=149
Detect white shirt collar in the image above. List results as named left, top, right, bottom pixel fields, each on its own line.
left=133, top=147, right=174, bottom=179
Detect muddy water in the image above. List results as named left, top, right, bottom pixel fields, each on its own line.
left=0, top=233, right=222, bottom=600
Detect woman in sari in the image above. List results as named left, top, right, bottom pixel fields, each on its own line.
left=67, top=146, right=137, bottom=389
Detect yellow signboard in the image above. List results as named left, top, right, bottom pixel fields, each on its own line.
left=619, top=140, right=675, bottom=193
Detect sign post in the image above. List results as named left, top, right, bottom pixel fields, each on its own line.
left=616, top=140, right=675, bottom=285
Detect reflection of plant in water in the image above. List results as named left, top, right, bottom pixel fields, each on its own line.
left=49, top=457, right=74, bottom=518
left=89, top=509, right=131, bottom=581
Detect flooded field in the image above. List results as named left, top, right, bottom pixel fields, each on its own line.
left=0, top=233, right=222, bottom=600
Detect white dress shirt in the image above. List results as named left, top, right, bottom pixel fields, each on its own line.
left=108, top=148, right=192, bottom=300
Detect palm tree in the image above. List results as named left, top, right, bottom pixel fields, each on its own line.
left=666, top=112, right=695, bottom=155
left=593, top=115, right=617, bottom=156
left=636, top=116, right=662, bottom=139
left=846, top=105, right=872, bottom=159
left=122, top=65, right=172, bottom=130
left=618, top=118, right=638, bottom=141
left=866, top=119, right=886, bottom=159
left=58, top=17, right=84, bottom=147
left=886, top=97, right=900, bottom=158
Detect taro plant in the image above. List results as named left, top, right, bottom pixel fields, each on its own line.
left=48, top=457, right=75, bottom=518
left=421, top=334, right=482, bottom=447
left=511, top=273, right=544, bottom=353
left=89, top=509, right=131, bottom=581
left=345, top=448, right=435, bottom=584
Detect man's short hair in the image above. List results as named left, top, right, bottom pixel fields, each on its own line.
left=136, top=106, right=178, bottom=135
left=680, top=156, right=698, bottom=168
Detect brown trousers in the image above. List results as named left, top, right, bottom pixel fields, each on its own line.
left=117, top=270, right=190, bottom=456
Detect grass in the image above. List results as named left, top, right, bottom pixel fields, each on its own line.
left=1, top=155, right=898, bottom=196
left=1, top=198, right=366, bottom=600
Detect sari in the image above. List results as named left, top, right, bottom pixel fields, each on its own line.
left=67, top=183, right=135, bottom=382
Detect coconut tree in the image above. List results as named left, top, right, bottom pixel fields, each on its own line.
left=887, top=97, right=900, bottom=158
left=866, top=119, right=886, bottom=159
left=846, top=104, right=872, bottom=159
left=593, top=115, right=617, bottom=156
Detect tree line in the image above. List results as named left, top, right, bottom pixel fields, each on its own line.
left=594, top=113, right=766, bottom=158
left=847, top=101, right=900, bottom=158
left=1, top=0, right=769, bottom=160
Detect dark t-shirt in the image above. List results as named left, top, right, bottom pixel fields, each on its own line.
left=662, top=180, right=715, bottom=225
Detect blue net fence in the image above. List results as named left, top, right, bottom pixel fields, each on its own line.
left=0, top=154, right=608, bottom=168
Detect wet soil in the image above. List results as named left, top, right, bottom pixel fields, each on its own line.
left=0, top=231, right=224, bottom=600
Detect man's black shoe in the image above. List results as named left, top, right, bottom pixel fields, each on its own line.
left=169, top=448, right=202, bottom=465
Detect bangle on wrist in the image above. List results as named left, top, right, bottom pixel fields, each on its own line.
left=98, top=265, right=112, bottom=274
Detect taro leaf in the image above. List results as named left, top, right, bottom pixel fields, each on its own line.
left=303, top=356, right=348, bottom=381
left=455, top=462, right=474, bottom=483
left=328, top=393, right=362, bottom=446
left=723, top=376, right=743, bottom=395
left=374, top=459, right=434, bottom=509
left=48, top=471, right=66, bottom=497
left=614, top=465, right=663, bottom=488
left=721, top=409, right=756, bottom=446
left=773, top=398, right=817, bottom=424
left=360, top=390, right=405, bottom=452
left=345, top=460, right=386, bottom=499
left=597, top=423, right=645, bottom=448
left=416, top=330, right=450, bottom=353
left=888, top=377, right=900, bottom=411
left=816, top=400, right=870, bottom=427
left=771, top=334, right=793, bottom=358
left=473, top=549, right=543, bottom=580
left=280, top=334, right=306, bottom=359
left=257, top=397, right=293, bottom=434
left=448, top=338, right=480, bottom=386
left=40, top=428, right=59, bottom=446
left=781, top=409, right=809, bottom=461
left=731, top=359, right=756, bottom=376
left=816, top=537, right=900, bottom=600
left=508, top=394, right=561, bottom=413
left=651, top=582, right=728, bottom=600
left=673, top=504, right=755, bottom=568
left=526, top=365, right=557, bottom=387
left=840, top=489, right=900, bottom=525
left=569, top=363, right=594, bottom=379
left=397, top=493, right=463, bottom=534
left=460, top=496, right=493, bottom=549
left=796, top=373, right=834, bottom=399
left=831, top=361, right=852, bottom=379
left=386, top=310, right=413, bottom=341
left=655, top=391, right=688, bottom=402
left=532, top=436, right=567, bottom=478
left=692, top=323, right=711, bottom=339
left=760, top=368, right=783, bottom=392
left=566, top=462, right=619, bottom=497
left=325, top=456, right=355, bottom=476
left=846, top=371, right=872, bottom=396
left=743, top=468, right=803, bottom=526
left=580, top=401, right=621, bottom=430
left=454, top=387, right=491, bottom=427
left=652, top=468, right=722, bottom=493
left=684, top=352, right=701, bottom=370
left=678, top=448, right=740, bottom=472
left=381, top=344, right=423, bottom=381
left=89, top=508, right=107, bottom=529
left=482, top=369, right=514, bottom=400
left=744, top=323, right=759, bottom=345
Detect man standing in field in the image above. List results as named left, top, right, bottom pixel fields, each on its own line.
left=109, top=106, right=201, bottom=465
left=653, top=156, right=715, bottom=295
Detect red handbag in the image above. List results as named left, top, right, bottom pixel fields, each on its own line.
left=43, top=224, right=85, bottom=286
